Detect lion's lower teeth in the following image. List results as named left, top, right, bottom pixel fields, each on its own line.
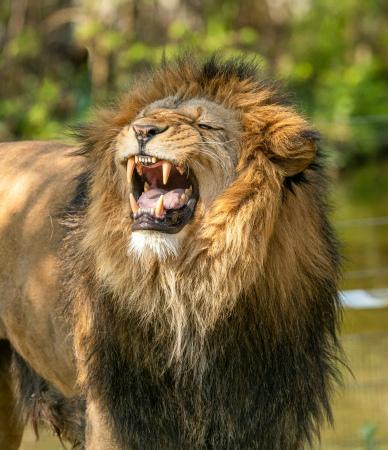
left=134, top=207, right=164, bottom=220
left=185, top=186, right=192, bottom=197
left=155, top=194, right=165, bottom=217
left=129, top=193, right=139, bottom=213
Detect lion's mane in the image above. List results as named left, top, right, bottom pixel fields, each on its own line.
left=63, top=56, right=341, bottom=449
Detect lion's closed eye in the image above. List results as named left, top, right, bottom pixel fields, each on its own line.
left=197, top=123, right=221, bottom=130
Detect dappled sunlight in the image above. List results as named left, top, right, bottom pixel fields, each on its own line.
left=0, top=174, right=37, bottom=229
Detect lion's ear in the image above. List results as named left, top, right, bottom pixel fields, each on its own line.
left=267, top=130, right=318, bottom=177
left=257, top=108, right=319, bottom=177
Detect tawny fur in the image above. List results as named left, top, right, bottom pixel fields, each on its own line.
left=0, top=56, right=341, bottom=450
left=65, top=57, right=341, bottom=449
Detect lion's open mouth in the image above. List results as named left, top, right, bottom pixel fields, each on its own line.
left=126, top=155, right=198, bottom=234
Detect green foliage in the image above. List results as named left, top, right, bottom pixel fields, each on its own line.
left=0, top=0, right=387, bottom=168
left=360, top=423, right=380, bottom=450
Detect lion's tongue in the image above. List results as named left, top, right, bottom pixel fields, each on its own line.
left=138, top=188, right=185, bottom=210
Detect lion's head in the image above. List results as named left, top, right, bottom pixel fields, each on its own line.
left=77, top=56, right=318, bottom=265
left=115, top=96, right=241, bottom=258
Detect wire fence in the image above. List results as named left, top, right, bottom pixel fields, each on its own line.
left=320, top=214, right=388, bottom=449
left=320, top=331, right=388, bottom=450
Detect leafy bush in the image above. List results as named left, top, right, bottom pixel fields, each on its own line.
left=0, top=0, right=387, bottom=168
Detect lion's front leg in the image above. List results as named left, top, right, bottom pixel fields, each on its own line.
left=0, top=342, right=24, bottom=450
left=0, top=371, right=24, bottom=450
left=85, top=399, right=121, bottom=450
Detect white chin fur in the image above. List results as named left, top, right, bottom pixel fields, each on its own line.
left=129, top=230, right=186, bottom=260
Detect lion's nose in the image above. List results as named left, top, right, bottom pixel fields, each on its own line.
left=132, top=124, right=168, bottom=144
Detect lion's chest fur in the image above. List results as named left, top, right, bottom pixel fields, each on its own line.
left=69, top=210, right=339, bottom=450
left=77, top=281, right=316, bottom=450
left=84, top=299, right=269, bottom=448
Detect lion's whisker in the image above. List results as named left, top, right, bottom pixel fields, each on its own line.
left=200, top=139, right=237, bottom=145
left=196, top=147, right=229, bottom=172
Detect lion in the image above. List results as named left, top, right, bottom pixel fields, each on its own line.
left=0, top=56, right=341, bottom=450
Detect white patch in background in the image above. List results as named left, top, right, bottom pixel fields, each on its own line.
left=129, top=229, right=187, bottom=260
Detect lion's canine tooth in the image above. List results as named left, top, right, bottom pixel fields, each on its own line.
left=151, top=157, right=157, bottom=163
left=144, top=181, right=150, bottom=192
left=129, top=193, right=139, bottom=213
left=180, top=193, right=187, bottom=204
left=162, top=161, right=172, bottom=185
left=185, top=187, right=192, bottom=198
left=177, top=165, right=185, bottom=175
left=155, top=194, right=165, bottom=217
left=126, top=157, right=135, bottom=184
left=135, top=155, right=139, bottom=163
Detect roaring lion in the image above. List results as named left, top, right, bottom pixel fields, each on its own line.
left=0, top=57, right=341, bottom=450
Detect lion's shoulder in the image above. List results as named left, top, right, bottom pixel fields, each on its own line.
left=0, top=140, right=85, bottom=213
left=0, top=141, right=84, bottom=389
left=0, top=139, right=86, bottom=272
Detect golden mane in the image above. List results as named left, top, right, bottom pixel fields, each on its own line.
left=61, top=56, right=341, bottom=449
